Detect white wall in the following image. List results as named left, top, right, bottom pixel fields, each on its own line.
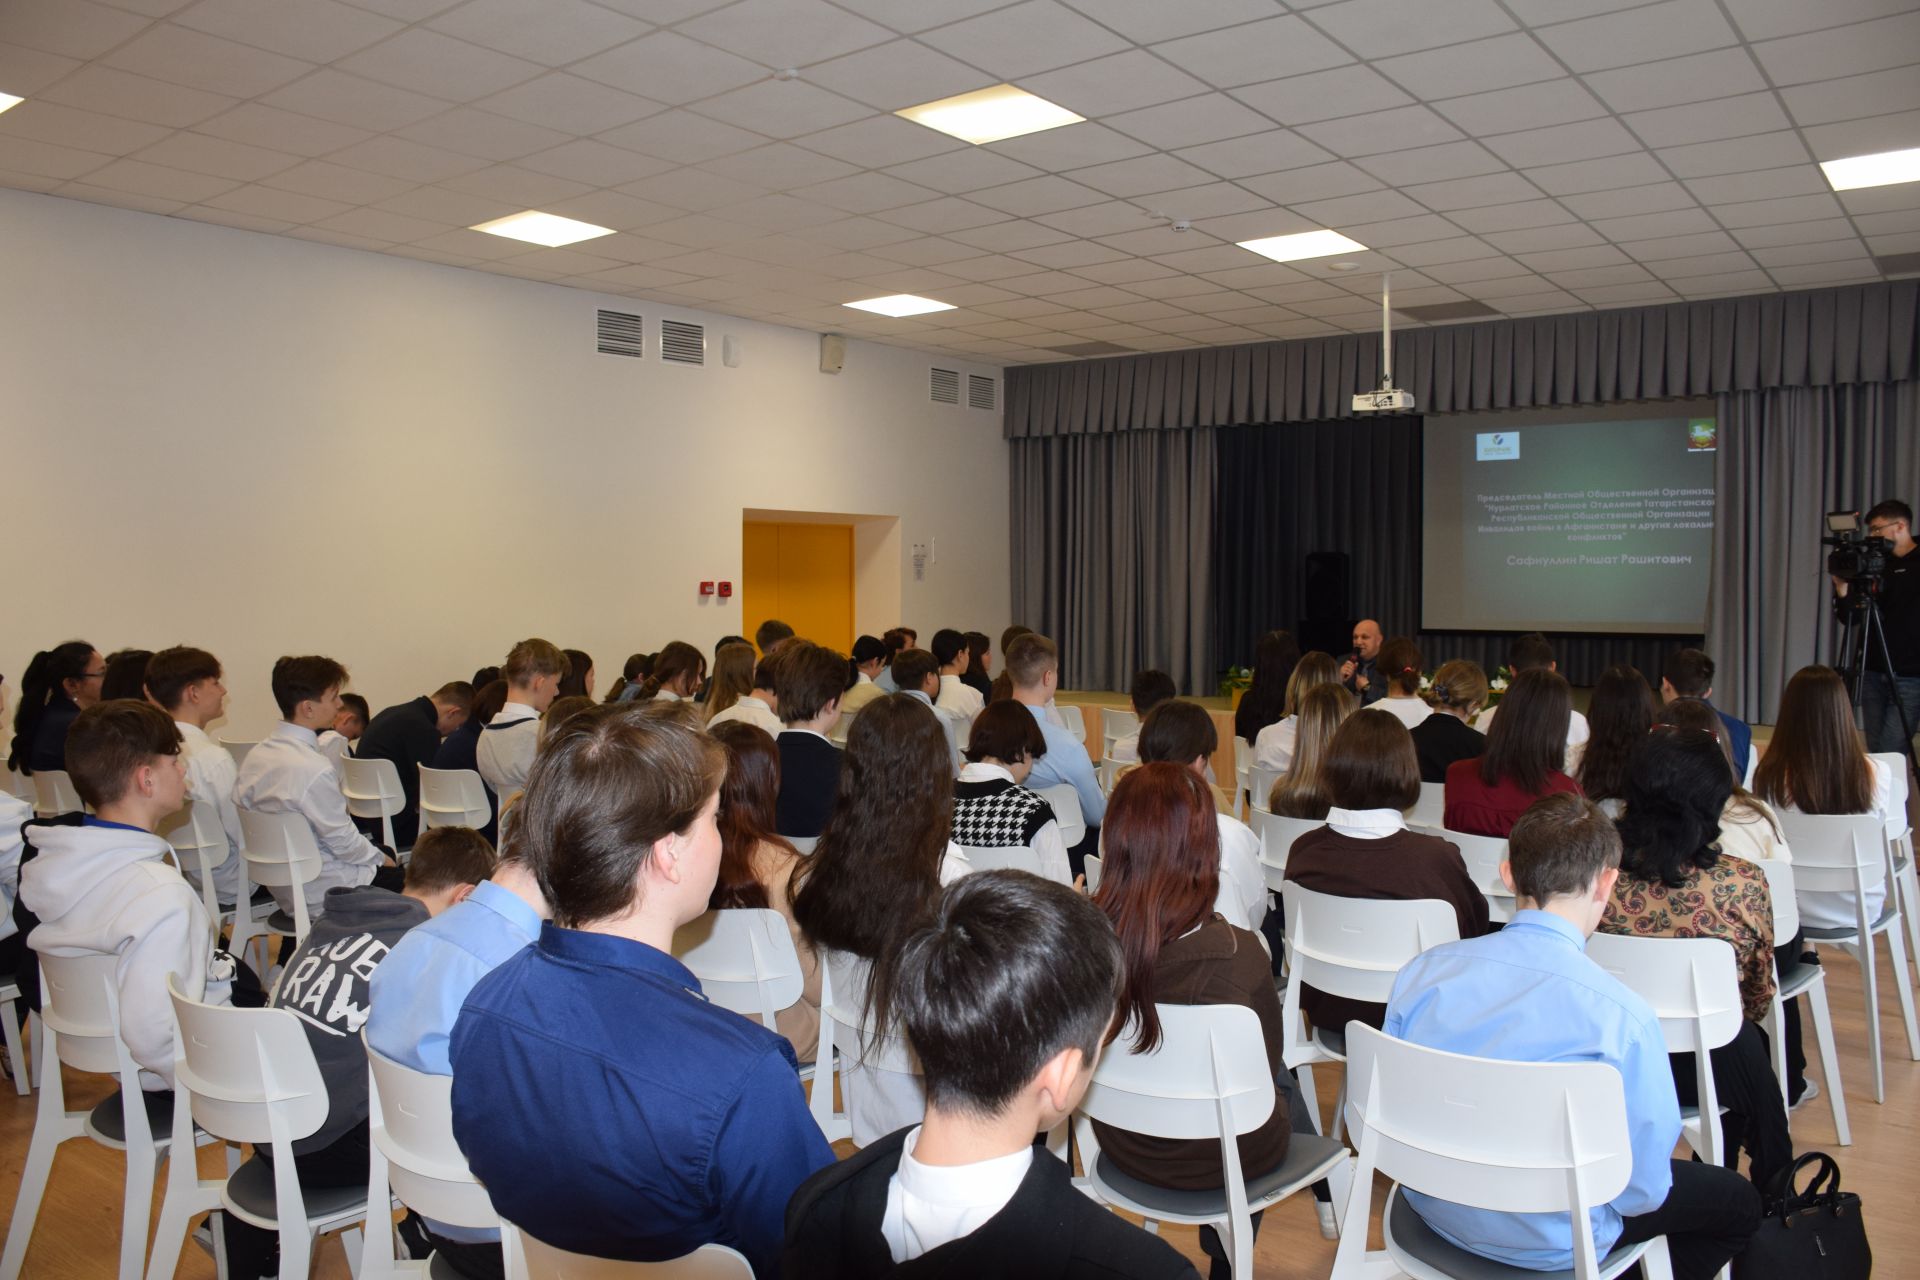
left=0, top=188, right=1010, bottom=735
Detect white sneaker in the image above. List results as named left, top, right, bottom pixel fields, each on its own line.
left=1790, top=1078, right=1820, bottom=1111
left=1317, top=1201, right=1339, bottom=1239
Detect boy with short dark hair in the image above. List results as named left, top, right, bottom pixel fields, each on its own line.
left=355, top=681, right=475, bottom=849
left=1111, top=669, right=1177, bottom=763
left=774, top=641, right=849, bottom=838
left=1660, top=648, right=1752, bottom=779
left=932, top=629, right=984, bottom=722
left=146, top=645, right=248, bottom=908
left=783, top=870, right=1198, bottom=1279
left=476, top=639, right=567, bottom=798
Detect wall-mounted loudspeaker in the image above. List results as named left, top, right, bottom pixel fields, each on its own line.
left=820, top=333, right=845, bottom=375
left=723, top=334, right=741, bottom=367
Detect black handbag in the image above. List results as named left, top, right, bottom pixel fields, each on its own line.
left=1739, top=1152, right=1871, bottom=1280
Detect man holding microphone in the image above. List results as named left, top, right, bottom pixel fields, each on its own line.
left=1341, top=619, right=1386, bottom=707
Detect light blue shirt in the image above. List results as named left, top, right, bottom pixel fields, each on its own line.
left=369, top=879, right=543, bottom=1074
left=1019, top=701, right=1106, bottom=827
left=1383, top=910, right=1679, bottom=1269
left=875, top=666, right=898, bottom=694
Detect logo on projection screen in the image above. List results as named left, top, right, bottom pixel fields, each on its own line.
left=1476, top=432, right=1520, bottom=461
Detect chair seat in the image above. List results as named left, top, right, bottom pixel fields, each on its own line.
left=86, top=1086, right=176, bottom=1147
left=1311, top=1026, right=1346, bottom=1058
left=1384, top=1187, right=1648, bottom=1280
left=1778, top=960, right=1825, bottom=999
left=1804, top=899, right=1901, bottom=942
left=224, top=1153, right=370, bottom=1228
left=1091, top=1133, right=1348, bottom=1220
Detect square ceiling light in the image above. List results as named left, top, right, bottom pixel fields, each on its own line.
left=896, top=84, right=1083, bottom=145
left=1820, top=147, right=1920, bottom=191
left=1237, top=229, right=1369, bottom=263
left=844, top=294, right=957, bottom=317
left=0, top=92, right=22, bottom=115
left=470, top=210, right=615, bottom=247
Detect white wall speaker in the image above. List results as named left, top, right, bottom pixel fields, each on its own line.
left=820, top=333, right=846, bottom=374
left=722, top=333, right=741, bottom=367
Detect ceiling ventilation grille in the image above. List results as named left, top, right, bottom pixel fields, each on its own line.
left=660, top=319, right=706, bottom=365
left=930, top=367, right=960, bottom=404
left=596, top=309, right=643, bottom=358
left=968, top=374, right=996, bottom=411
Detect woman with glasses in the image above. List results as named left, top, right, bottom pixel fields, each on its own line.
left=7, top=640, right=104, bottom=775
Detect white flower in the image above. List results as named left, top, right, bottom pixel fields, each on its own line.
left=1490, top=677, right=1509, bottom=691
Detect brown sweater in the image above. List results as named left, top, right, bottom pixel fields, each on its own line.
left=1092, top=917, right=1290, bottom=1191
left=1283, top=825, right=1492, bottom=1034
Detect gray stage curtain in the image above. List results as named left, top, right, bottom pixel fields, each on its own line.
left=1709, top=381, right=1920, bottom=723
left=1010, top=428, right=1215, bottom=695
left=1006, top=281, right=1919, bottom=438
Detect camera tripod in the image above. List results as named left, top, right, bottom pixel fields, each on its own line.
left=1838, top=587, right=1919, bottom=772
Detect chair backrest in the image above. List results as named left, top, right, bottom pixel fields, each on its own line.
left=341, top=756, right=407, bottom=820
left=1033, top=783, right=1086, bottom=846
left=1869, top=752, right=1910, bottom=840
left=1750, top=857, right=1800, bottom=944
left=1249, top=765, right=1282, bottom=812
left=417, top=765, right=491, bottom=830
left=822, top=949, right=918, bottom=1074
left=1404, top=781, right=1445, bottom=830
left=1250, top=809, right=1321, bottom=876
left=31, top=769, right=84, bottom=818
left=1057, top=702, right=1087, bottom=743
left=1097, top=758, right=1125, bottom=794
left=38, top=951, right=128, bottom=1076
left=1077, top=1003, right=1274, bottom=1141
left=167, top=972, right=330, bottom=1146
left=954, top=845, right=1043, bottom=876
left=827, top=709, right=855, bottom=746
left=1432, top=827, right=1515, bottom=921
left=219, top=737, right=258, bottom=768
left=1084, top=853, right=1103, bottom=893
left=1101, top=707, right=1139, bottom=756
left=1584, top=933, right=1744, bottom=1055
left=671, top=908, right=804, bottom=1031
left=514, top=1231, right=752, bottom=1279
left=158, top=797, right=233, bottom=873
left=365, top=1038, right=500, bottom=1229
left=1281, top=884, right=1461, bottom=1006
left=1775, top=810, right=1888, bottom=894
left=237, top=808, right=325, bottom=891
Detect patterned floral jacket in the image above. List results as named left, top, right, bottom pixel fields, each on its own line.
left=1602, top=855, right=1776, bottom=1023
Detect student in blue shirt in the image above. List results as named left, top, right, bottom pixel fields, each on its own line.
left=450, top=704, right=833, bottom=1276
left=1384, top=793, right=1759, bottom=1280
left=1005, top=634, right=1104, bottom=873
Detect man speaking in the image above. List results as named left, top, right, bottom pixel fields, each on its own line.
left=1341, top=619, right=1386, bottom=707
left=1834, top=500, right=1920, bottom=754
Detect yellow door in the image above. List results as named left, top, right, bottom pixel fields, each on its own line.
left=741, top=521, right=855, bottom=653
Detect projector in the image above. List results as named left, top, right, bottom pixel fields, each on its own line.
left=1353, top=388, right=1416, bottom=412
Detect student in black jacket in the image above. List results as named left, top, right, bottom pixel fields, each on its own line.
left=354, top=682, right=475, bottom=847
left=783, top=870, right=1198, bottom=1280
left=773, top=641, right=849, bottom=838
left=1408, top=659, right=1489, bottom=784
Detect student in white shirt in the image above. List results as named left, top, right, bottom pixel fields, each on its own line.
left=1253, top=652, right=1342, bottom=773
left=951, top=701, right=1072, bottom=886
left=1135, top=700, right=1266, bottom=933
left=932, top=629, right=985, bottom=723
left=1472, top=633, right=1590, bottom=773
left=236, top=655, right=399, bottom=918
left=145, top=646, right=248, bottom=908
left=708, top=643, right=783, bottom=735
left=1367, top=637, right=1433, bottom=732
left=476, top=639, right=567, bottom=800
left=1110, top=669, right=1175, bottom=764
left=635, top=640, right=707, bottom=704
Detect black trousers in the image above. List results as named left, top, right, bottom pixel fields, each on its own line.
left=222, top=1125, right=369, bottom=1279
left=1616, top=1159, right=1760, bottom=1280
left=1670, top=1019, right=1793, bottom=1188
left=1774, top=934, right=1811, bottom=1100
left=1066, top=824, right=1099, bottom=881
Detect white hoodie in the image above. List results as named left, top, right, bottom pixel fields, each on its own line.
left=21, top=819, right=229, bottom=1089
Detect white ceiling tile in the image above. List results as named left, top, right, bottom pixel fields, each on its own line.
left=1580, top=48, right=1768, bottom=114
left=699, top=141, right=859, bottom=187
left=1020, top=50, right=1212, bottom=118
left=1154, top=243, right=1285, bottom=273
left=313, top=205, right=445, bottom=242
left=1867, top=230, right=1920, bottom=255
left=825, top=0, right=1012, bottom=32
left=1141, top=183, right=1271, bottom=220
left=1801, top=109, right=1920, bottom=162
left=77, top=156, right=240, bottom=201
left=1305, top=0, right=1516, bottom=58
left=1768, top=259, right=1880, bottom=286
left=509, top=138, right=677, bottom=185
left=1069, top=258, right=1179, bottom=285
left=1231, top=66, right=1413, bottom=126
left=1535, top=0, right=1737, bottom=72
left=967, top=174, right=1110, bottom=217
left=922, top=253, right=1036, bottom=281
left=678, top=0, right=892, bottom=68
left=1238, top=159, right=1384, bottom=204
left=796, top=115, right=964, bottom=167
left=1645, top=250, right=1757, bottom=276
left=1149, top=16, right=1355, bottom=89
left=1174, top=130, right=1335, bottom=180
left=1432, top=265, right=1546, bottom=292
left=0, top=41, right=82, bottom=98
left=1486, top=223, right=1607, bottom=253
left=1625, top=93, right=1794, bottom=149
left=282, top=226, right=394, bottom=250
left=339, top=0, right=465, bottom=21
left=1852, top=207, right=1920, bottom=235
left=5, top=0, right=153, bottom=61
left=37, top=65, right=236, bottom=128
left=1295, top=105, right=1464, bottom=158
left=1402, top=171, right=1544, bottom=211
left=986, top=121, right=1155, bottom=170
left=945, top=218, right=1078, bottom=251
left=436, top=161, right=593, bottom=204
left=884, top=149, right=1045, bottom=196
left=1034, top=199, right=1165, bottom=237
left=425, top=0, right=651, bottom=66
left=1668, top=268, right=1773, bottom=292
left=1749, top=239, right=1871, bottom=268
left=1098, top=224, right=1227, bottom=255
left=1068, top=152, right=1217, bottom=197
left=1106, top=93, right=1274, bottom=151
left=56, top=180, right=186, bottom=213
left=261, top=70, right=452, bottom=132
left=1013, top=240, right=1132, bottom=269
left=866, top=235, right=988, bottom=265
left=1558, top=181, right=1696, bottom=218
left=1752, top=11, right=1920, bottom=86
left=104, top=24, right=315, bottom=97
left=1388, top=235, right=1500, bottom=265
left=1430, top=78, right=1608, bottom=138
left=1683, top=166, right=1830, bottom=204
left=0, top=135, right=112, bottom=179
left=1345, top=213, right=1462, bottom=247
left=1291, top=188, right=1430, bottom=227
left=787, top=215, right=924, bottom=248
left=202, top=182, right=354, bottom=223
left=1710, top=192, right=1844, bottom=228
left=1058, top=0, right=1277, bottom=43
left=1838, top=183, right=1920, bottom=215
left=307, top=133, right=486, bottom=183
left=719, top=192, right=846, bottom=230
left=1488, top=290, right=1584, bottom=312
left=687, top=80, right=871, bottom=140
left=1512, top=243, right=1628, bottom=269
left=803, top=40, right=994, bottom=112
left=918, top=1, right=1131, bottom=80
left=1732, top=217, right=1857, bottom=249
left=791, top=170, right=943, bottom=213
left=174, top=0, right=404, bottom=61
left=133, top=131, right=302, bottom=181
left=0, top=100, right=172, bottom=156
left=1783, top=67, right=1920, bottom=129
left=541, top=188, right=681, bottom=228
left=572, top=31, right=768, bottom=104
left=639, top=212, right=766, bottom=246
left=1723, top=0, right=1915, bottom=41
left=1484, top=118, right=1641, bottom=168
left=1372, top=32, right=1562, bottom=100
left=875, top=196, right=1009, bottom=233
left=1571, top=281, right=1676, bottom=304
left=1658, top=130, right=1810, bottom=178
left=337, top=28, right=544, bottom=101
left=1353, top=140, right=1508, bottom=187
left=393, top=107, right=569, bottom=162
left=372, top=182, right=514, bottom=224
left=618, top=167, right=766, bottom=211
left=470, top=73, right=662, bottom=135
left=262, top=158, right=416, bottom=202
left=1589, top=207, right=1719, bottom=241
left=1525, top=152, right=1670, bottom=195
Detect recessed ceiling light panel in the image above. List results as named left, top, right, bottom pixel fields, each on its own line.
left=470, top=210, right=615, bottom=247
left=844, top=294, right=957, bottom=318
left=0, top=92, right=22, bottom=115
left=1820, top=147, right=1920, bottom=191
left=896, top=84, right=1083, bottom=145
left=1237, top=229, right=1369, bottom=263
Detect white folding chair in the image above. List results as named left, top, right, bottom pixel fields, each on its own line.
left=808, top=950, right=921, bottom=1148
left=361, top=1038, right=512, bottom=1279
left=1057, top=702, right=1087, bottom=745
left=342, top=757, right=410, bottom=854
left=219, top=738, right=259, bottom=769
left=231, top=808, right=325, bottom=976
left=1033, top=783, right=1086, bottom=849
left=1097, top=758, right=1126, bottom=794
left=1101, top=708, right=1139, bottom=759
left=672, top=909, right=807, bottom=1043
left=511, top=1229, right=750, bottom=1278
left=1248, top=765, right=1284, bottom=814
left=1233, top=736, right=1253, bottom=818
left=827, top=709, right=855, bottom=747
left=418, top=765, right=492, bottom=831
left=30, top=769, right=85, bottom=818
left=1417, top=828, right=1515, bottom=924
left=1279, top=884, right=1460, bottom=1140
left=1084, top=853, right=1103, bottom=893
left=1403, top=781, right=1445, bottom=831
left=1584, top=934, right=1744, bottom=1166
left=147, top=975, right=367, bottom=1280
left=1750, top=858, right=1849, bottom=1142
left=1073, top=1003, right=1354, bottom=1280
left=1334, top=1022, right=1675, bottom=1280
left=157, top=798, right=235, bottom=943
left=1251, top=810, right=1322, bottom=891
left=0, top=977, right=37, bottom=1097
left=2, top=953, right=210, bottom=1280
left=1869, top=752, right=1920, bottom=979
left=954, top=844, right=1049, bottom=877
left=1777, top=809, right=1920, bottom=1101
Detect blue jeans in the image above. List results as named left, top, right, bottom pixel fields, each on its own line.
left=1861, top=671, right=1920, bottom=754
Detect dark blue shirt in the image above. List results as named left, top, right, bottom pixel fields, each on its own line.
left=1707, top=701, right=1753, bottom=780
left=29, top=695, right=80, bottom=774
left=450, top=923, right=833, bottom=1276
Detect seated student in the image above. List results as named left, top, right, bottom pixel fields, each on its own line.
left=1006, top=634, right=1105, bottom=846
left=1285, top=712, right=1488, bottom=1033
left=1110, top=669, right=1175, bottom=764
left=1267, top=683, right=1354, bottom=819
left=435, top=678, right=507, bottom=845
left=1409, top=660, right=1487, bottom=784
left=875, top=627, right=911, bottom=694
left=1136, top=700, right=1265, bottom=932
left=353, top=681, right=474, bottom=850
left=1602, top=729, right=1790, bottom=1187
left=784, top=871, right=1200, bottom=1280
left=756, top=618, right=796, bottom=658
left=962, top=631, right=995, bottom=702
left=8, top=641, right=104, bottom=775
left=317, top=692, right=369, bottom=779
left=1386, top=794, right=1760, bottom=1280
left=894, top=647, right=964, bottom=768
left=145, top=646, right=250, bottom=910
left=841, top=636, right=890, bottom=718
left=452, top=706, right=832, bottom=1275
left=1473, top=633, right=1592, bottom=773
left=775, top=641, right=851, bottom=839
left=1366, top=637, right=1431, bottom=731
left=701, top=640, right=756, bottom=723
left=1578, top=664, right=1659, bottom=814
left=793, top=695, right=970, bottom=1144
left=708, top=644, right=784, bottom=734
left=235, top=656, right=400, bottom=919
left=100, top=649, right=155, bottom=702
left=475, top=639, right=567, bottom=800
left=638, top=640, right=707, bottom=703
left=987, top=625, right=1032, bottom=704
left=558, top=649, right=595, bottom=700
left=1252, top=651, right=1340, bottom=773
left=1444, top=668, right=1583, bottom=838
left=21, top=700, right=238, bottom=1093
left=1662, top=648, right=1754, bottom=781
left=605, top=653, right=647, bottom=703
left=951, top=701, right=1070, bottom=886
left=932, top=629, right=985, bottom=722
left=224, top=827, right=494, bottom=1279
left=707, top=722, right=822, bottom=1060
left=1234, top=630, right=1301, bottom=746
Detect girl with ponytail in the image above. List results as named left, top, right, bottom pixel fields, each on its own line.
left=8, top=640, right=104, bottom=774
left=639, top=641, right=706, bottom=703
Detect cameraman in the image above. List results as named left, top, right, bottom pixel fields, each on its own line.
left=1833, top=500, right=1920, bottom=754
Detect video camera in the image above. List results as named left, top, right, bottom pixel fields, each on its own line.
left=1825, top=511, right=1892, bottom=586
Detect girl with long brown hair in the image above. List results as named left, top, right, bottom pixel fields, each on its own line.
left=1443, top=667, right=1581, bottom=837
left=702, top=640, right=757, bottom=723
left=639, top=640, right=706, bottom=703
left=1268, top=682, right=1354, bottom=818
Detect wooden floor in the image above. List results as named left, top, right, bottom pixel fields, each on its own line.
left=3, top=941, right=1917, bottom=1278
